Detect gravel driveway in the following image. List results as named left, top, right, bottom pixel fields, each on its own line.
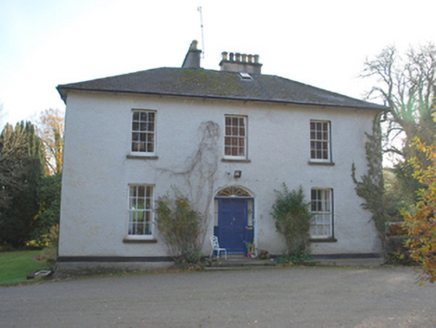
left=1, top=266, right=435, bottom=327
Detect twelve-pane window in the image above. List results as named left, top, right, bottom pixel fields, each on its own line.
left=128, top=185, right=154, bottom=237
left=310, top=121, right=330, bottom=161
left=310, top=189, right=332, bottom=238
left=132, top=111, right=155, bottom=154
left=225, top=116, right=247, bottom=158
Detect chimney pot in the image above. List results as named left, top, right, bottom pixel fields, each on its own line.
left=189, top=40, right=198, bottom=50
left=219, top=51, right=262, bottom=74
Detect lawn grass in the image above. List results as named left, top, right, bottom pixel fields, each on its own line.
left=0, top=250, right=50, bottom=286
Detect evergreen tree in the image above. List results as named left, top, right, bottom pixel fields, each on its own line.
left=0, top=121, right=45, bottom=248
left=32, top=172, right=62, bottom=246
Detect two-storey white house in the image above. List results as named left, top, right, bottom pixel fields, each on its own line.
left=56, top=41, right=386, bottom=271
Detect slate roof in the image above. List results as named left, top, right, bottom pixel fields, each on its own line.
left=57, top=67, right=386, bottom=111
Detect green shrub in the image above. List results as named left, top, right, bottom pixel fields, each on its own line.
left=385, top=236, right=409, bottom=253
left=155, top=189, right=203, bottom=265
left=385, top=236, right=416, bottom=265
left=386, top=222, right=408, bottom=237
left=274, top=251, right=313, bottom=266
left=271, top=184, right=313, bottom=255
left=31, top=173, right=61, bottom=247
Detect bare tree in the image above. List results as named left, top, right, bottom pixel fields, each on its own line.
left=361, top=43, right=436, bottom=159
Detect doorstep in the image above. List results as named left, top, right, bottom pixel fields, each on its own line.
left=203, top=255, right=277, bottom=271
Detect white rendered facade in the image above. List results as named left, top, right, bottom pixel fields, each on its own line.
left=58, top=90, right=381, bottom=270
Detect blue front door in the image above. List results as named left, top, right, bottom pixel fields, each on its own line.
left=218, top=198, right=248, bottom=254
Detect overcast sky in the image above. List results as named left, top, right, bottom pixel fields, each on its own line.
left=1, top=0, right=435, bottom=126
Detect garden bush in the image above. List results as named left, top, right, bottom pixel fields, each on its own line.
left=271, top=184, right=313, bottom=256
left=386, top=222, right=408, bottom=237
left=155, top=189, right=203, bottom=266
left=385, top=235, right=416, bottom=265
left=402, top=136, right=436, bottom=283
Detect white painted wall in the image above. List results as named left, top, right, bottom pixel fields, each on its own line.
left=59, top=91, right=381, bottom=260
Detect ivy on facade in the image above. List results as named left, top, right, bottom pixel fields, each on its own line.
left=351, top=113, right=386, bottom=245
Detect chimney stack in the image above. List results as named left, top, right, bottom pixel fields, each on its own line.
left=182, top=40, right=202, bottom=69
left=219, top=51, right=262, bottom=74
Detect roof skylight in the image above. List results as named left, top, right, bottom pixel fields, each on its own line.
left=239, top=72, right=253, bottom=80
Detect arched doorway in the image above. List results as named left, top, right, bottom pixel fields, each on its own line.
left=214, top=186, right=254, bottom=254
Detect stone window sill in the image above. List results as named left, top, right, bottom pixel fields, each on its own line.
left=310, top=238, right=337, bottom=243
left=126, top=155, right=159, bottom=160
left=123, top=238, right=157, bottom=244
left=308, top=161, right=335, bottom=166
left=221, top=158, right=251, bottom=163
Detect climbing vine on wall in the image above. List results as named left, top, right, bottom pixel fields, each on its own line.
left=157, top=121, right=220, bottom=250
left=351, top=113, right=386, bottom=245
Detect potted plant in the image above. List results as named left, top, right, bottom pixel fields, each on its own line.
left=244, top=241, right=253, bottom=258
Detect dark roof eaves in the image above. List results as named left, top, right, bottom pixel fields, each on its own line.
left=57, top=85, right=386, bottom=111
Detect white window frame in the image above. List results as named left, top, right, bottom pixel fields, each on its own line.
left=224, top=115, right=247, bottom=159
left=127, top=184, right=154, bottom=239
left=310, top=188, right=333, bottom=239
left=131, top=110, right=156, bottom=156
left=310, top=120, right=331, bottom=162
